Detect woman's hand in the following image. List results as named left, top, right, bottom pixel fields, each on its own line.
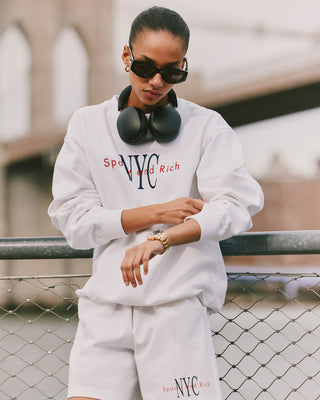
left=120, top=218, right=202, bottom=288
left=156, top=197, right=205, bottom=225
left=120, top=240, right=164, bottom=287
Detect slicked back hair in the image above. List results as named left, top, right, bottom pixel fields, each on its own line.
left=129, top=6, right=190, bottom=52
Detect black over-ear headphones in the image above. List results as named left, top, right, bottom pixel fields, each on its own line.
left=117, top=85, right=181, bottom=144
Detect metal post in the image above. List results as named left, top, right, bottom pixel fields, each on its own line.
left=0, top=164, right=13, bottom=299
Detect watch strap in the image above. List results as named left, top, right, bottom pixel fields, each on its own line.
left=147, top=230, right=170, bottom=254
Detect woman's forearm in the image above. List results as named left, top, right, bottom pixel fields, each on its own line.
left=121, top=197, right=205, bottom=234
left=121, top=205, right=159, bottom=234
left=164, top=218, right=201, bottom=247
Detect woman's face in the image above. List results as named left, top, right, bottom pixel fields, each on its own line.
left=122, top=30, right=186, bottom=113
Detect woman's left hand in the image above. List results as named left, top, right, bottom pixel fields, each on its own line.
left=120, top=240, right=164, bottom=287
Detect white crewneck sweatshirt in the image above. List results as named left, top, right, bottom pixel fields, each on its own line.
left=48, top=95, right=263, bottom=313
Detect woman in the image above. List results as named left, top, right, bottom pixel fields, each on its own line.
left=49, top=6, right=263, bottom=400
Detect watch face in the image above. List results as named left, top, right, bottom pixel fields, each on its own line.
left=152, top=230, right=162, bottom=236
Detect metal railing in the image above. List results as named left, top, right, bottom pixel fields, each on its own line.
left=1, top=230, right=320, bottom=259
left=1, top=231, right=320, bottom=400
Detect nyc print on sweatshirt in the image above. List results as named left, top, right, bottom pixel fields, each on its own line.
left=103, top=153, right=180, bottom=190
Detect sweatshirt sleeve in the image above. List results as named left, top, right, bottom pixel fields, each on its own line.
left=48, top=112, right=127, bottom=249
left=186, top=114, right=264, bottom=242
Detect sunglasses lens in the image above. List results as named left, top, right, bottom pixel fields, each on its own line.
left=162, top=69, right=187, bottom=84
left=131, top=61, right=157, bottom=78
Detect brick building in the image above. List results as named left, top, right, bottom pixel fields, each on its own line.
left=226, top=156, right=320, bottom=269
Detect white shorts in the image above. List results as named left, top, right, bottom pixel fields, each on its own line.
left=68, top=296, right=222, bottom=400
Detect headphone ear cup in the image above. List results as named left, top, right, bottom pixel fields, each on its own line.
left=117, top=107, right=148, bottom=144
left=149, top=106, right=181, bottom=143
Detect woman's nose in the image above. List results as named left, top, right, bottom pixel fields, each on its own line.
left=149, top=72, right=164, bottom=87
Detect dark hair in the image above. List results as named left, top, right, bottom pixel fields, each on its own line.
left=129, top=6, right=190, bottom=52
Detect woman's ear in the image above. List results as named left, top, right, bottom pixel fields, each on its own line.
left=122, top=45, right=131, bottom=69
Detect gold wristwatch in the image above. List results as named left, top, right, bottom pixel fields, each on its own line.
left=147, top=230, right=170, bottom=254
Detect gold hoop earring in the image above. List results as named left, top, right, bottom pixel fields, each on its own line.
left=125, top=65, right=130, bottom=72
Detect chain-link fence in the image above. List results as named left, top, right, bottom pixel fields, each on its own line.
left=0, top=271, right=319, bottom=399
left=213, top=272, right=320, bottom=400
left=0, top=274, right=86, bottom=400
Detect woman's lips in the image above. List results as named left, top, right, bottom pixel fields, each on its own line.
left=143, top=90, right=162, bottom=100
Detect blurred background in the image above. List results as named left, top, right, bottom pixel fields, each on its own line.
left=0, top=0, right=320, bottom=276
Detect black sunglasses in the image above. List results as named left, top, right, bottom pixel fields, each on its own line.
left=128, top=45, right=188, bottom=84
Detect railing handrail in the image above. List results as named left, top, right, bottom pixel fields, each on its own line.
left=0, top=230, right=320, bottom=259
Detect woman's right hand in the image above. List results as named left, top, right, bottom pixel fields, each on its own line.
left=156, top=197, right=205, bottom=225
